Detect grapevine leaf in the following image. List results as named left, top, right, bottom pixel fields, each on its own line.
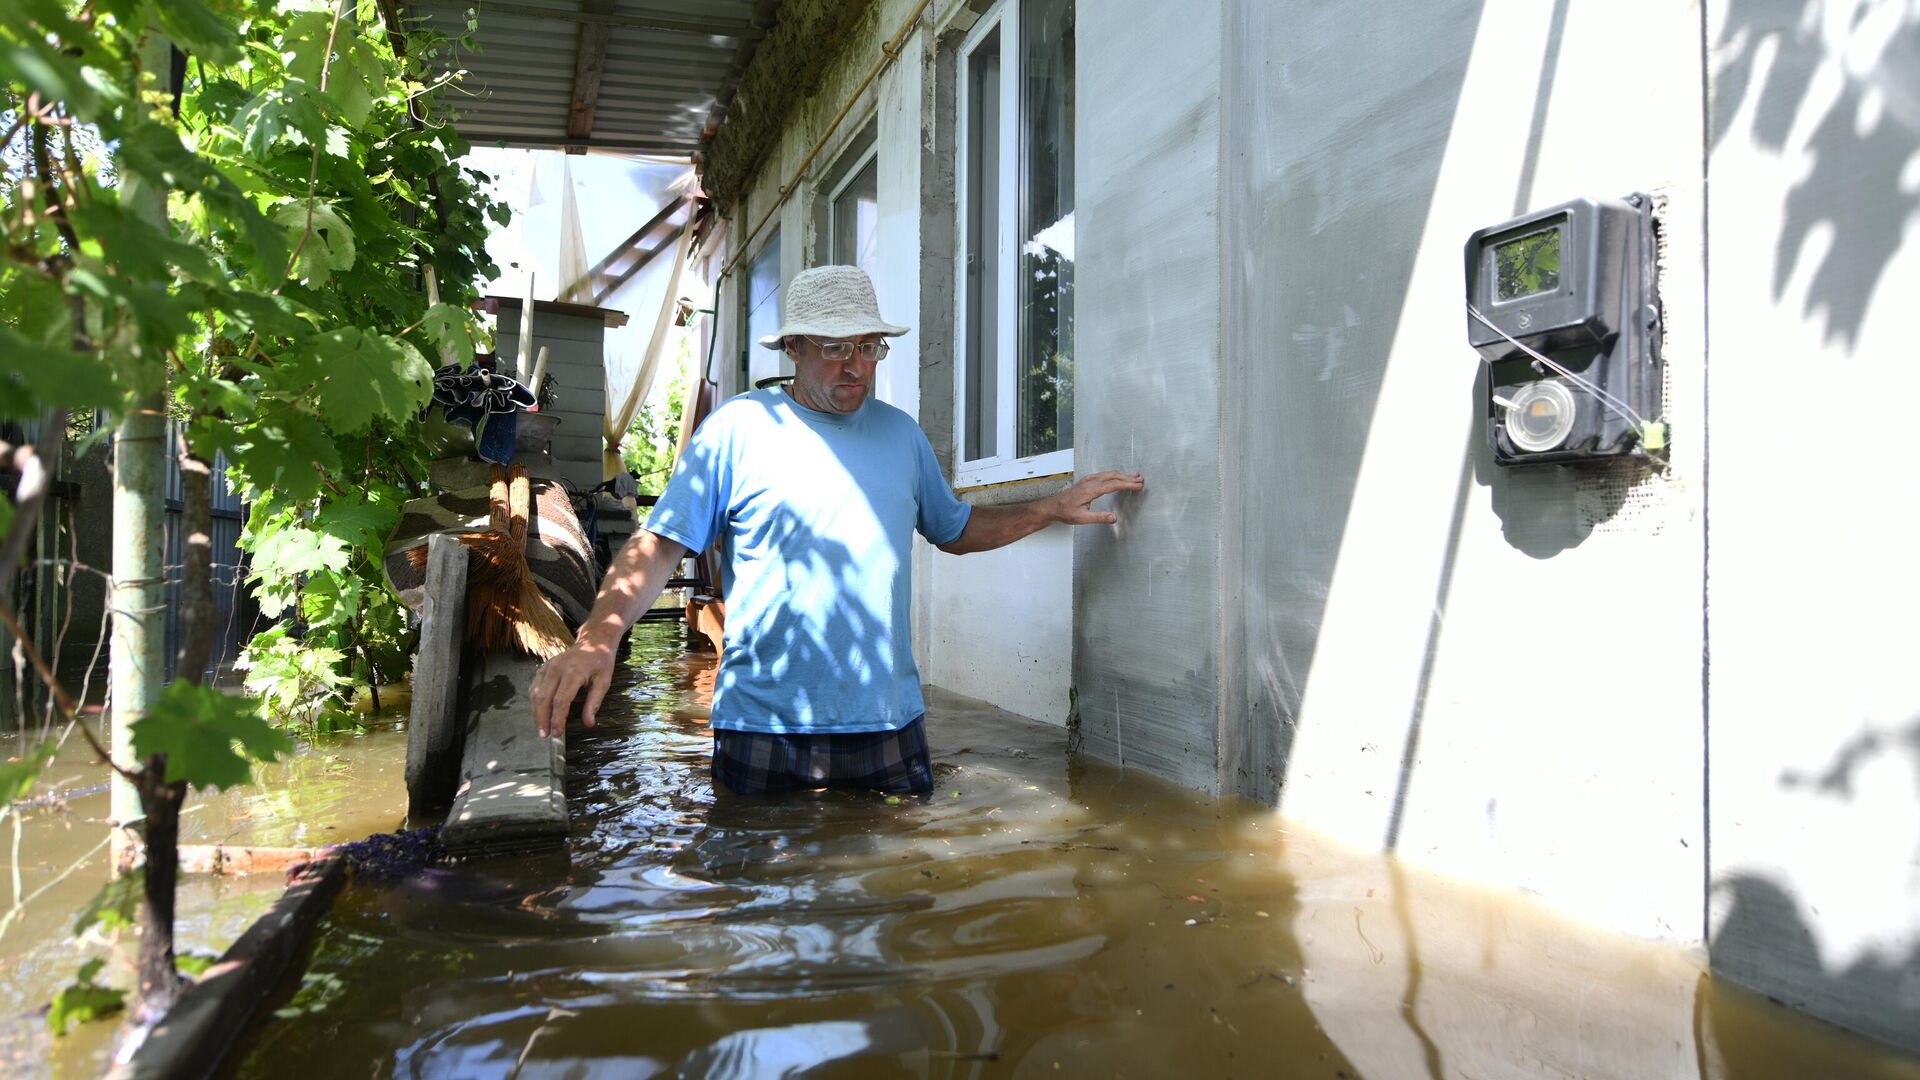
left=48, top=971, right=124, bottom=1037
left=273, top=200, right=356, bottom=286
left=323, top=124, right=352, bottom=159
left=299, top=570, right=361, bottom=629
left=225, top=409, right=340, bottom=503
left=238, top=80, right=329, bottom=157
left=129, top=681, right=292, bottom=791
left=313, top=491, right=400, bottom=552
left=151, top=0, right=243, bottom=66
left=282, top=11, right=337, bottom=83
left=190, top=74, right=251, bottom=118
left=207, top=289, right=313, bottom=341
left=176, top=953, right=219, bottom=979
left=0, top=739, right=56, bottom=807
left=0, top=325, right=121, bottom=419
left=295, top=328, right=432, bottom=431
left=284, top=14, right=388, bottom=128
left=417, top=303, right=473, bottom=366
left=180, top=377, right=259, bottom=432
left=252, top=525, right=352, bottom=580
left=72, top=870, right=141, bottom=936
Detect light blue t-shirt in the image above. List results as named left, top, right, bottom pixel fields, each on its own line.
left=644, top=387, right=972, bottom=735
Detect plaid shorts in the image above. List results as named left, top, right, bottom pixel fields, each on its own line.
left=711, top=716, right=933, bottom=796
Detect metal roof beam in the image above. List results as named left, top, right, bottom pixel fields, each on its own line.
left=403, top=0, right=760, bottom=39
left=462, top=129, right=698, bottom=154
left=564, top=0, right=616, bottom=150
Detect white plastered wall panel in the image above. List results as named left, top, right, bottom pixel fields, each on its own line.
left=1070, top=0, right=1227, bottom=789
left=1223, top=0, right=1707, bottom=940
left=876, top=26, right=924, bottom=421
left=1704, top=0, right=1920, bottom=1053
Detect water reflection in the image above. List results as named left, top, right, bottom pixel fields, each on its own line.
left=229, top=625, right=1920, bottom=1079
left=0, top=721, right=410, bottom=1078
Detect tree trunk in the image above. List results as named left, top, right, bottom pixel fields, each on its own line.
left=130, top=448, right=211, bottom=1023
left=131, top=766, right=185, bottom=1024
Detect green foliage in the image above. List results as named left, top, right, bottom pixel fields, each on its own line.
left=236, top=624, right=350, bottom=733
left=129, top=681, right=293, bottom=790
left=48, top=958, right=123, bottom=1036
left=294, top=327, right=433, bottom=432
left=73, top=869, right=141, bottom=937
left=0, top=738, right=56, bottom=807
left=3, top=4, right=509, bottom=1023
left=2, top=0, right=511, bottom=749
left=175, top=951, right=219, bottom=979
left=620, top=343, right=691, bottom=495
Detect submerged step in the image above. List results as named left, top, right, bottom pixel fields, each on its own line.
left=439, top=649, right=567, bottom=857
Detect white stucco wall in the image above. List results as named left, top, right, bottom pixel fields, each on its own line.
left=1235, top=0, right=1708, bottom=942
left=1069, top=0, right=1708, bottom=938
left=1703, top=0, right=1920, bottom=1052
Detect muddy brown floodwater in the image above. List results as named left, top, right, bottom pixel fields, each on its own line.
left=0, top=710, right=410, bottom=1077
left=209, top=623, right=1920, bottom=1079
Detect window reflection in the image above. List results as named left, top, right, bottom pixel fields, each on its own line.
left=964, top=28, right=1003, bottom=462
left=744, top=232, right=782, bottom=392
left=1018, top=0, right=1073, bottom=458
left=832, top=156, right=880, bottom=277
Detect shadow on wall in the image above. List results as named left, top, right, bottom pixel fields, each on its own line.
left=1470, top=364, right=1656, bottom=561
left=1711, top=713, right=1920, bottom=1054
left=1710, top=874, right=1920, bottom=1056
left=1713, top=0, right=1920, bottom=349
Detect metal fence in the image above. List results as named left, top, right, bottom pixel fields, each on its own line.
left=161, top=423, right=253, bottom=682
left=2, top=417, right=253, bottom=726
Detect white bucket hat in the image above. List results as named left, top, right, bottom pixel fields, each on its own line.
left=756, top=265, right=909, bottom=349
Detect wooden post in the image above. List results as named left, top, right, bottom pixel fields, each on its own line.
left=439, top=647, right=567, bottom=856
left=405, top=533, right=467, bottom=819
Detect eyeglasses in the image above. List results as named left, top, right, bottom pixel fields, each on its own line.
left=805, top=337, right=890, bottom=362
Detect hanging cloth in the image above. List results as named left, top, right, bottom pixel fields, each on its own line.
left=603, top=219, right=692, bottom=481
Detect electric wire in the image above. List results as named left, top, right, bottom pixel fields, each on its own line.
left=1466, top=303, right=1650, bottom=430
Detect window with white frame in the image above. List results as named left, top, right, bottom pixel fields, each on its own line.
left=828, top=142, right=880, bottom=275
left=956, top=0, right=1074, bottom=485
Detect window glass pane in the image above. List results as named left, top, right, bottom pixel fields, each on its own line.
left=832, top=156, right=880, bottom=276
left=1018, top=0, right=1074, bottom=458
left=743, top=232, right=782, bottom=392
left=964, top=28, right=1001, bottom=462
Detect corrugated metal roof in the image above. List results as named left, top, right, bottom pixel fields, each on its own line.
left=388, top=0, right=779, bottom=157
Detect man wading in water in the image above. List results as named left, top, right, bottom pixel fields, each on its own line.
left=529, top=265, right=1144, bottom=796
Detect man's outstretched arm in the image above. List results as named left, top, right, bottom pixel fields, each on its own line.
left=529, top=528, right=689, bottom=737
left=937, top=470, right=1144, bottom=555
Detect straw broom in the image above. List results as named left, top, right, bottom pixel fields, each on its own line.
left=409, top=464, right=572, bottom=659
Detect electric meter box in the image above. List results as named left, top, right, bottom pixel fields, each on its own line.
left=1464, top=194, right=1663, bottom=466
